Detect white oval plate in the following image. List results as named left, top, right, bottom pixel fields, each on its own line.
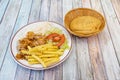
left=10, top=21, right=72, bottom=70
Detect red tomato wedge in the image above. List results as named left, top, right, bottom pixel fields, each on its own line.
left=46, top=33, right=65, bottom=47
left=52, top=36, right=61, bottom=42
left=56, top=34, right=65, bottom=47
left=46, top=33, right=59, bottom=39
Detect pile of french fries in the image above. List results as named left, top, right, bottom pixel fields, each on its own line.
left=21, top=43, right=64, bottom=68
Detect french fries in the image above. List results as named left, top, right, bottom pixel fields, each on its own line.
left=22, top=43, right=63, bottom=68
left=32, top=55, right=46, bottom=67
left=16, top=28, right=69, bottom=68
left=28, top=61, right=40, bottom=64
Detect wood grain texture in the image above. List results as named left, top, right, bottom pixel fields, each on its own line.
left=0, top=0, right=120, bottom=80
left=40, top=0, right=54, bottom=80
left=44, top=0, right=63, bottom=80
left=74, top=0, right=93, bottom=80
left=13, top=0, right=33, bottom=79
left=89, top=0, right=108, bottom=79
left=0, top=0, right=22, bottom=80
left=72, top=0, right=82, bottom=8
left=82, top=0, right=90, bottom=7
left=54, top=0, right=63, bottom=80
left=40, top=0, right=51, bottom=21
left=76, top=37, right=93, bottom=80
left=0, top=0, right=9, bottom=23
left=0, top=0, right=22, bottom=68
left=49, top=0, right=57, bottom=22
left=28, top=0, right=44, bottom=80
left=57, top=0, right=63, bottom=24
left=83, top=0, right=108, bottom=80
left=110, top=0, right=120, bottom=23
left=28, top=0, right=41, bottom=23
left=63, top=36, right=78, bottom=80
left=29, top=70, right=44, bottom=80
left=101, top=0, right=120, bottom=66
left=88, top=36, right=107, bottom=80
left=92, top=0, right=120, bottom=80
left=39, top=0, right=51, bottom=79
left=63, top=0, right=78, bottom=80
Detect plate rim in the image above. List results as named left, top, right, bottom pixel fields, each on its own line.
left=10, top=21, right=72, bottom=70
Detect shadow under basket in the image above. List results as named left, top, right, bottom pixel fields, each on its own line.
left=64, top=8, right=105, bottom=37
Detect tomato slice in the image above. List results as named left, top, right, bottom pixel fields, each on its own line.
left=46, top=33, right=65, bottom=47
left=52, top=36, right=61, bottom=42
left=56, top=34, right=65, bottom=47
left=46, top=33, right=59, bottom=39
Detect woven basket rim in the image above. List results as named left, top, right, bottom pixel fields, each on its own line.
left=64, top=8, right=105, bottom=37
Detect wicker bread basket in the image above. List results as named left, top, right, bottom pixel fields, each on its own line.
left=64, top=8, right=105, bottom=37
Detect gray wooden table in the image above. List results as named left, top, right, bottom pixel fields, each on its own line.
left=0, top=0, right=120, bottom=80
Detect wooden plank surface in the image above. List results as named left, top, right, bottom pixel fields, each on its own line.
left=44, top=0, right=63, bottom=80
left=73, top=0, right=94, bottom=80
left=0, top=0, right=9, bottom=23
left=0, top=0, right=22, bottom=68
left=40, top=0, right=51, bottom=21
left=42, top=0, right=55, bottom=80
left=110, top=0, right=120, bottom=23
left=63, top=0, right=78, bottom=80
left=101, top=0, right=120, bottom=65
left=28, top=0, right=44, bottom=80
left=0, top=0, right=120, bottom=80
left=92, top=0, right=120, bottom=80
left=85, top=0, right=108, bottom=80
left=12, top=0, right=33, bottom=80
left=0, top=0, right=22, bottom=80
left=28, top=0, right=41, bottom=23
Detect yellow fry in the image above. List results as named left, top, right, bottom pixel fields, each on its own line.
left=47, top=46, right=58, bottom=49
left=29, top=48, right=38, bottom=52
left=29, top=46, right=44, bottom=52
left=45, top=58, right=60, bottom=67
left=39, top=55, right=59, bottom=58
left=28, top=59, right=38, bottom=62
left=57, top=49, right=64, bottom=52
left=27, top=46, right=31, bottom=50
left=32, top=55, right=46, bottom=67
left=21, top=50, right=42, bottom=55
left=25, top=56, right=33, bottom=59
left=28, top=61, right=40, bottom=64
left=21, top=50, right=29, bottom=54
left=37, top=48, right=47, bottom=51
left=42, top=43, right=53, bottom=47
left=43, top=58, right=59, bottom=62
left=19, top=43, right=65, bottom=66
left=43, top=51, right=63, bottom=55
left=47, top=49, right=58, bottom=51
left=29, top=52, right=42, bottom=56
left=41, top=57, right=59, bottom=60
left=26, top=55, right=59, bottom=59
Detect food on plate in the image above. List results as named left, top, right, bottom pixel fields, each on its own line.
left=17, top=31, right=46, bottom=51
left=70, top=16, right=101, bottom=35
left=46, top=33, right=65, bottom=47
left=16, top=27, right=69, bottom=68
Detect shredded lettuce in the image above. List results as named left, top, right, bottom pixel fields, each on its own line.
left=45, top=27, right=62, bottom=35
left=45, top=27, right=69, bottom=50
left=60, top=40, right=69, bottom=50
